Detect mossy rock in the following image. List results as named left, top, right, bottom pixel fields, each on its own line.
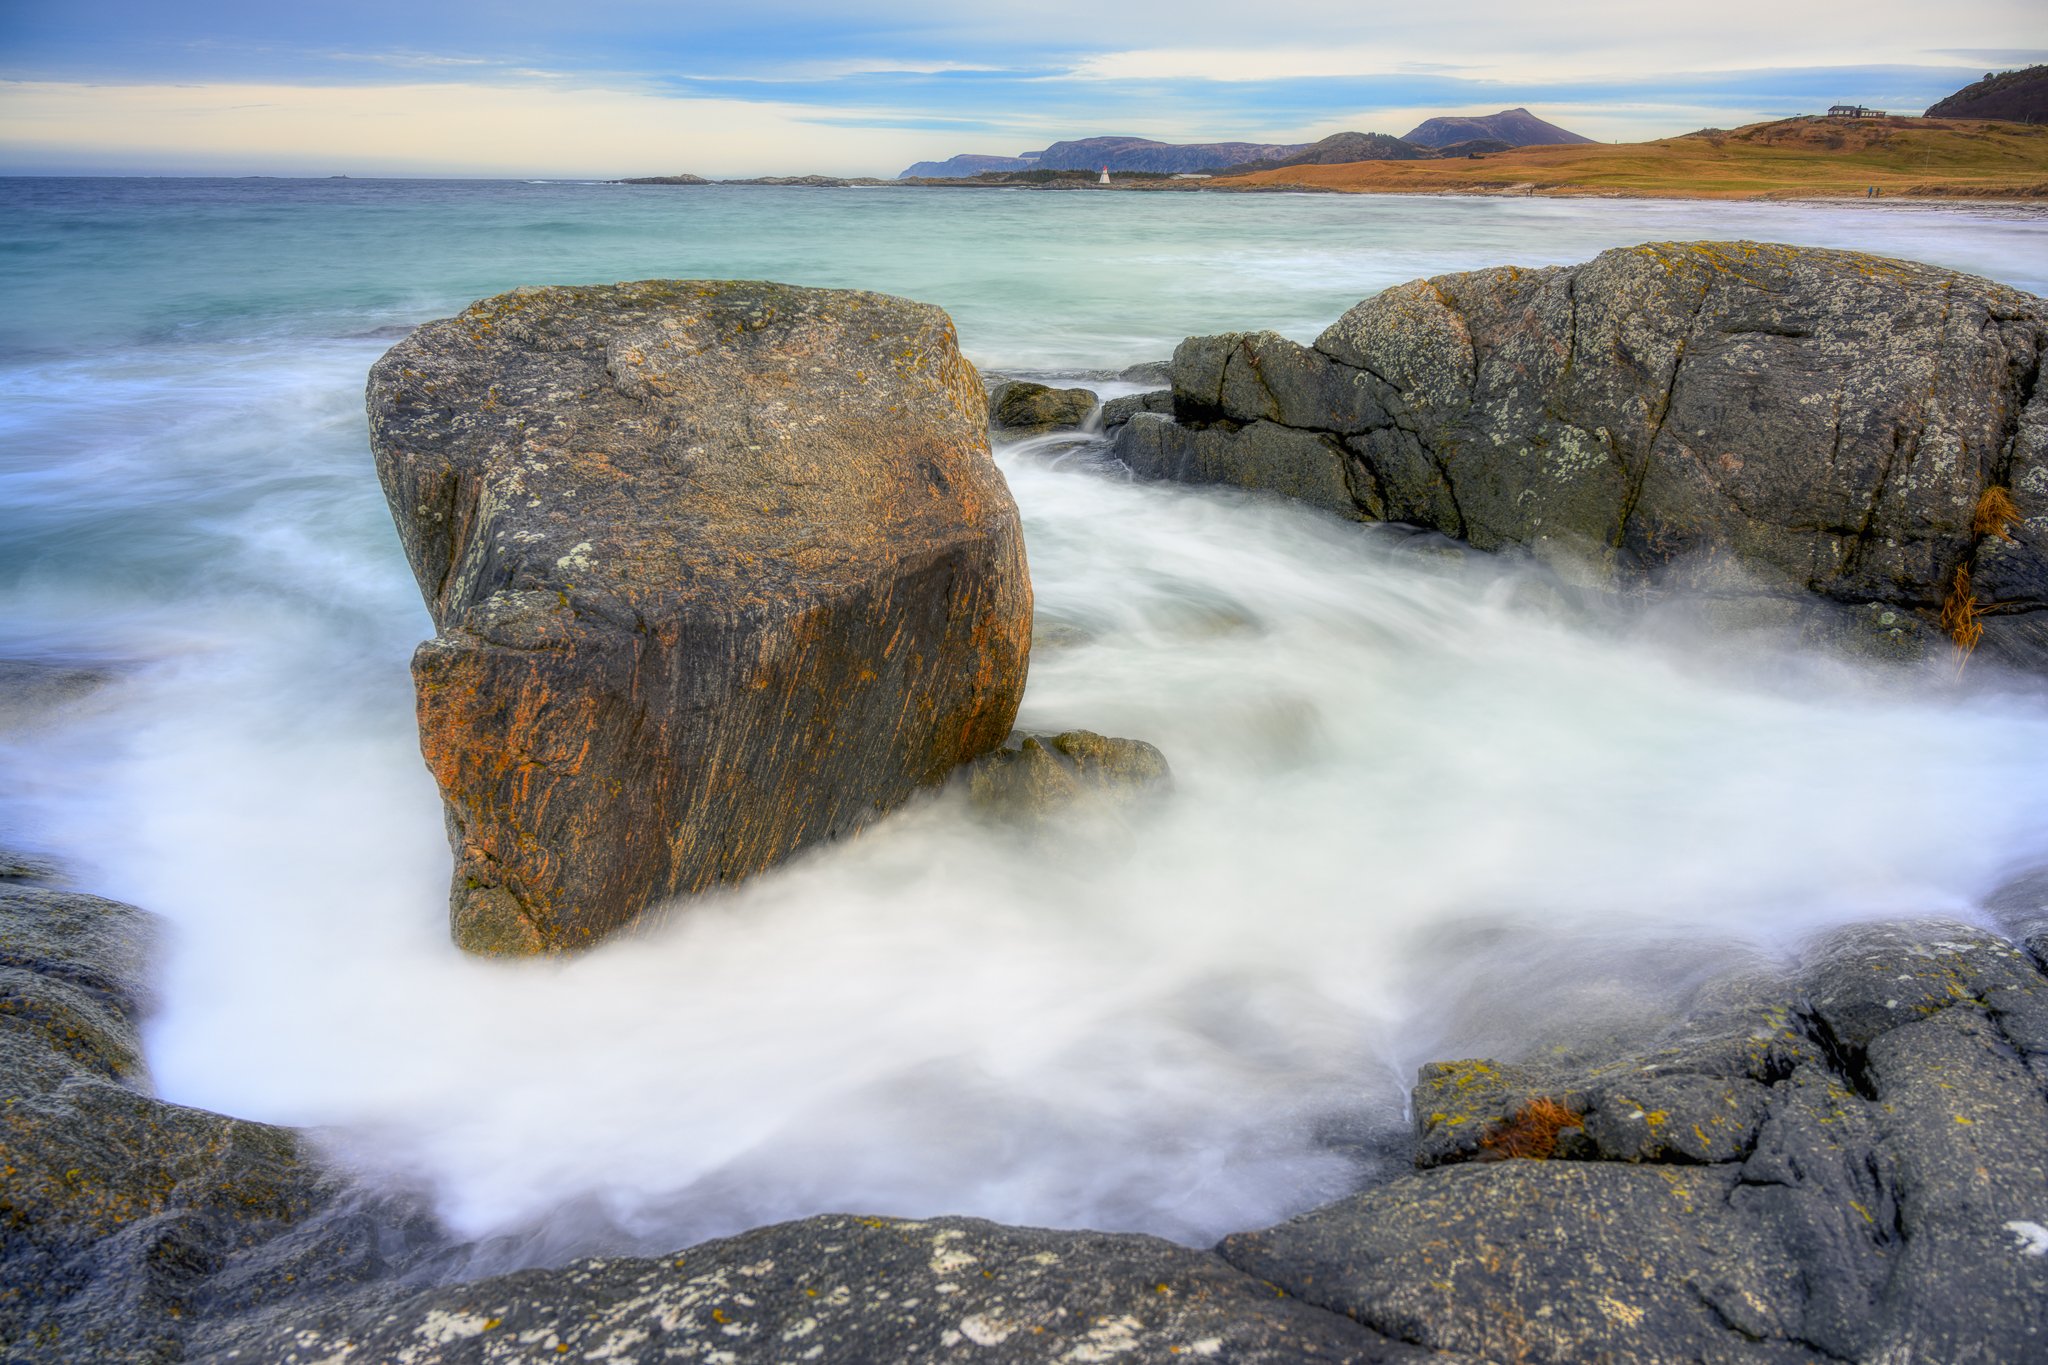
left=966, top=729, right=1171, bottom=822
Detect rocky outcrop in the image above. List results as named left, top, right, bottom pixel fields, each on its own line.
left=0, top=877, right=449, bottom=1361
left=965, top=729, right=1172, bottom=821
left=1112, top=242, right=2048, bottom=667
left=368, top=281, right=1032, bottom=955
left=1221, top=920, right=2048, bottom=1363
left=988, top=380, right=1097, bottom=435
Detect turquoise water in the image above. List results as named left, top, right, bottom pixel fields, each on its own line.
left=6, top=179, right=2048, bottom=1263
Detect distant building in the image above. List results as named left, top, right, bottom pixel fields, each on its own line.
left=1827, top=104, right=1886, bottom=118
left=1099, top=166, right=1110, bottom=185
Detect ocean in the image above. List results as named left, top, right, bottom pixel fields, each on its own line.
left=5, top=177, right=2048, bottom=1268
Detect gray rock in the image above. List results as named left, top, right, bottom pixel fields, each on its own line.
left=1232, top=918, right=2048, bottom=1364
left=1112, top=412, right=1375, bottom=520
left=368, top=281, right=1032, bottom=954
left=1098, top=388, right=1173, bottom=430
left=0, top=850, right=62, bottom=884
left=988, top=379, right=1097, bottom=434
left=1136, top=243, right=2048, bottom=666
left=197, top=1214, right=1410, bottom=1363
left=0, top=884, right=452, bottom=1362
left=1222, top=1162, right=1821, bottom=1363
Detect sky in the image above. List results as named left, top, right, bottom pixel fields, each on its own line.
left=1, top=1, right=2043, bottom=177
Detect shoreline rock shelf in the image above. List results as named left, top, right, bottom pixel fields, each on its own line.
left=1109, top=240, right=2048, bottom=669
left=7, top=853, right=2046, bottom=1360
left=367, top=281, right=1033, bottom=956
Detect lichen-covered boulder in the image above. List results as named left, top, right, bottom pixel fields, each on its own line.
left=368, top=281, right=1032, bottom=955
left=1119, top=243, right=2048, bottom=664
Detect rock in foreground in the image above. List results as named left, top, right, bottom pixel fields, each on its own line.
left=197, top=1216, right=1397, bottom=1363
left=1223, top=920, right=2048, bottom=1363
left=1116, top=242, right=2048, bottom=666
left=0, top=879, right=448, bottom=1361
left=369, top=281, right=1032, bottom=955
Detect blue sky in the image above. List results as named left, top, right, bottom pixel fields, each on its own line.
left=1, top=1, right=2042, bottom=175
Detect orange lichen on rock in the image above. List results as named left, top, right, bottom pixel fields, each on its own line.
left=1973, top=484, right=2021, bottom=542
left=1478, top=1097, right=1583, bottom=1160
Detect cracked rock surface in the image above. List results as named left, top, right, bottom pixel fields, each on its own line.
left=1109, top=241, right=2048, bottom=669
left=368, top=281, right=1032, bottom=956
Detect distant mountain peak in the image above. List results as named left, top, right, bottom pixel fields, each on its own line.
left=1401, top=108, right=1593, bottom=149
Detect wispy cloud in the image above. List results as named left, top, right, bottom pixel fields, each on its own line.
left=1, top=1, right=2040, bottom=175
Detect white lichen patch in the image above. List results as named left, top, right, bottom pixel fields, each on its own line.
left=2004, top=1220, right=2048, bottom=1256
left=929, top=1229, right=979, bottom=1276
left=959, top=1314, right=1013, bottom=1346
left=414, top=1309, right=495, bottom=1344
left=580, top=1325, right=649, bottom=1359
left=555, top=541, right=596, bottom=571
left=1061, top=1313, right=1146, bottom=1361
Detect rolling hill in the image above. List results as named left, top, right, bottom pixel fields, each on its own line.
left=1214, top=116, right=2048, bottom=199
left=1926, top=65, right=2048, bottom=123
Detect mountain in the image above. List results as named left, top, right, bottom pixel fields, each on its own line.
left=1266, top=131, right=1430, bottom=167
left=1926, top=65, right=2048, bottom=123
left=898, top=116, right=1593, bottom=181
left=1030, top=136, right=1308, bottom=173
left=1401, top=108, right=1594, bottom=149
left=899, top=136, right=1308, bottom=179
left=899, top=152, right=1039, bottom=178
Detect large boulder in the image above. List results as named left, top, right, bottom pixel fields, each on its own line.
left=368, top=281, right=1032, bottom=955
left=1116, top=242, right=2048, bottom=665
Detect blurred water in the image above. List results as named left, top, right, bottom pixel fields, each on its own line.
left=4, top=178, right=2048, bottom=1263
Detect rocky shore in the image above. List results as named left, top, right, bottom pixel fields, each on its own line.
left=7, top=851, right=2046, bottom=1361
left=1105, top=240, right=2048, bottom=672
left=11, top=247, right=2048, bottom=1359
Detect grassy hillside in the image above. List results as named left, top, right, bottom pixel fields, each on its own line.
left=1214, top=117, right=2048, bottom=199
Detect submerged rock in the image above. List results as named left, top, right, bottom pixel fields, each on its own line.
left=1117, top=242, right=2048, bottom=667
left=368, top=281, right=1032, bottom=955
left=965, top=729, right=1172, bottom=821
left=988, top=379, right=1097, bottom=434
